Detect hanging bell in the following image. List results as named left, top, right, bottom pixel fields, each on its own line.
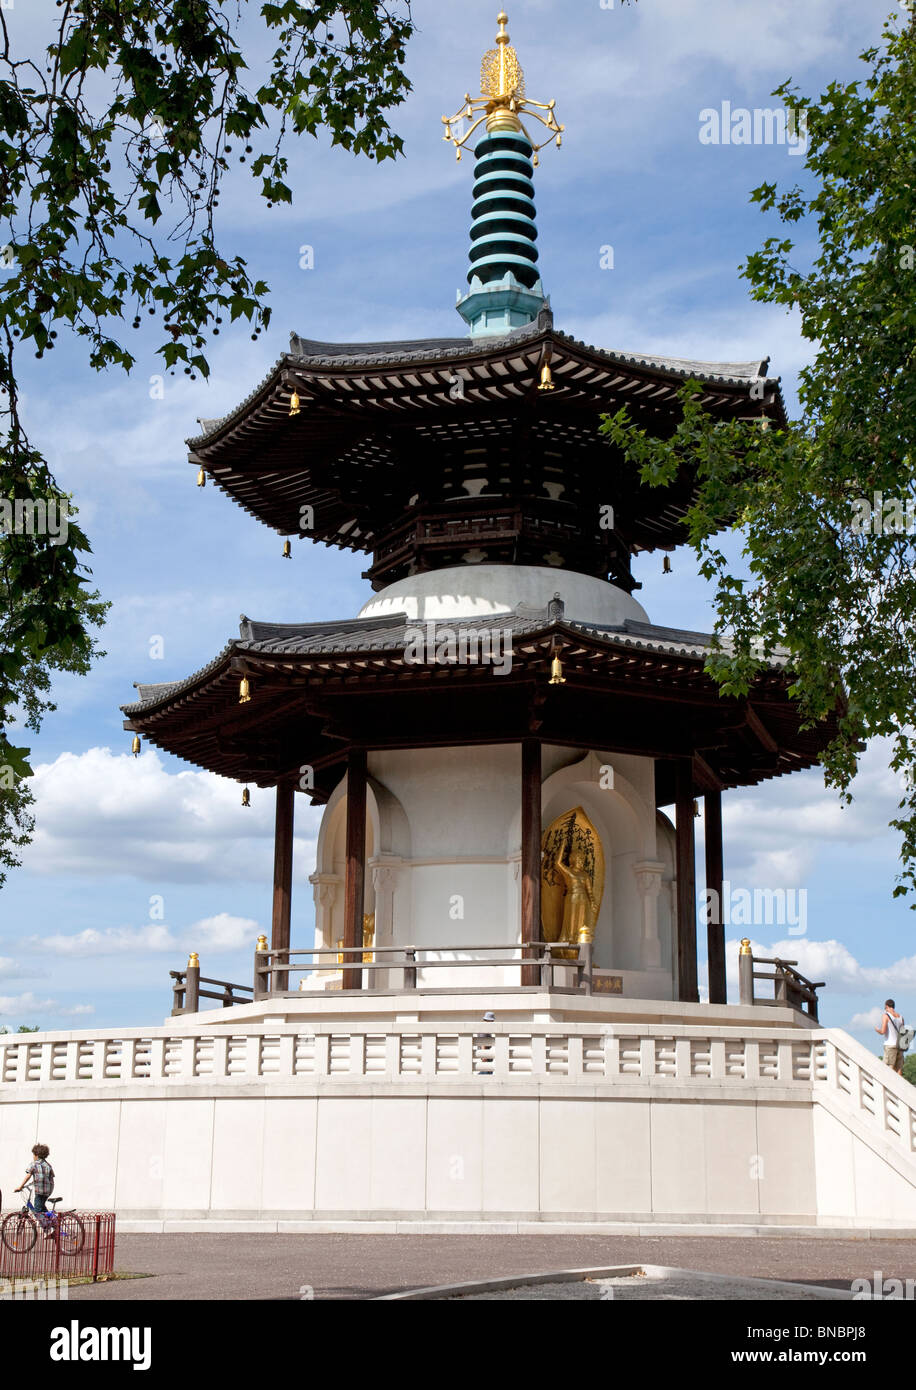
left=694, top=800, right=701, bottom=818
left=131, top=734, right=141, bottom=758
left=239, top=676, right=251, bottom=705
left=538, top=362, right=555, bottom=392
left=289, top=392, right=300, bottom=417
left=197, top=468, right=206, bottom=488
left=663, top=555, right=672, bottom=575
left=549, top=653, right=566, bottom=686
left=282, top=538, right=292, bottom=559
left=241, top=786, right=251, bottom=808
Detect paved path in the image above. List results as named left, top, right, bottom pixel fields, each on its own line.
left=68, top=1233, right=916, bottom=1301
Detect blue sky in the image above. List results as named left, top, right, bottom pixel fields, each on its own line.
left=2, top=0, right=912, bottom=1047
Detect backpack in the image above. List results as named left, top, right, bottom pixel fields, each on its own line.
left=890, top=1014, right=915, bottom=1051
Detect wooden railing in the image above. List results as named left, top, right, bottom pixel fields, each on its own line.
left=252, top=941, right=597, bottom=998
left=170, top=961, right=253, bottom=1016
left=738, top=942, right=824, bottom=1021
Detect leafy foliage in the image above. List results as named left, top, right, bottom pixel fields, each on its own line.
left=603, top=11, right=916, bottom=899
left=0, top=0, right=413, bottom=882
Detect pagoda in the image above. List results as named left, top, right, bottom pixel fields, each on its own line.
left=123, top=11, right=836, bottom=1011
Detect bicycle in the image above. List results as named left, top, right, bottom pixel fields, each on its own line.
left=1, top=1183, right=85, bottom=1255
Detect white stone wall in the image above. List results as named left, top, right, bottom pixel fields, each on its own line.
left=2, top=1022, right=914, bottom=1229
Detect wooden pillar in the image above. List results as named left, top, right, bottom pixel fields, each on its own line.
left=675, top=761, right=698, bottom=1003
left=704, top=787, right=726, bottom=1004
left=343, top=748, right=367, bottom=991
left=271, top=783, right=295, bottom=992
left=521, top=738, right=542, bottom=987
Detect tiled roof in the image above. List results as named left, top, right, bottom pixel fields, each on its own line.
left=122, top=605, right=790, bottom=716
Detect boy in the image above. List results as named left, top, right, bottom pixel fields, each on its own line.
left=14, top=1143, right=55, bottom=1214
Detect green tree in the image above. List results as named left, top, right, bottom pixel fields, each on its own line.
left=0, top=0, right=414, bottom=882
left=603, top=9, right=916, bottom=899
left=902, top=1053, right=916, bottom=1086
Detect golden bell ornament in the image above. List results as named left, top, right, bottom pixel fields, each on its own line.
left=282, top=539, right=292, bottom=559
left=187, top=952, right=199, bottom=968
left=239, top=676, right=251, bottom=705
left=538, top=363, right=555, bottom=392
left=131, top=734, right=141, bottom=758
left=663, top=555, right=672, bottom=575
left=256, top=934, right=268, bottom=952
left=241, top=786, right=251, bottom=808
left=694, top=800, right=701, bottom=818
left=549, top=653, right=566, bottom=686
left=289, top=392, right=300, bottom=417
left=197, top=468, right=206, bottom=488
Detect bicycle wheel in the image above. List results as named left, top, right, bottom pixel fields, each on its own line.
left=1, top=1213, right=37, bottom=1253
left=56, top=1213, right=85, bottom=1256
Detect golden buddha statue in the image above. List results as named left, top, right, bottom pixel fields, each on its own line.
left=540, top=807, right=605, bottom=959
left=556, top=845, right=599, bottom=945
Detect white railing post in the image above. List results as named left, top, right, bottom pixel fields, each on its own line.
left=314, top=1033, right=330, bottom=1079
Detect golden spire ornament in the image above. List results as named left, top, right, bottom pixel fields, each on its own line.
left=442, top=10, right=565, bottom=164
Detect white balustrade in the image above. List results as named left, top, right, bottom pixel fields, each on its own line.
left=1, top=1023, right=914, bottom=1163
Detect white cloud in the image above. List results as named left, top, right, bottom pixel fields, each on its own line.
left=19, top=747, right=320, bottom=885
left=23, top=913, right=260, bottom=960
left=0, top=994, right=94, bottom=1021
left=27, top=925, right=179, bottom=958
left=193, top=913, right=260, bottom=952
left=0, top=958, right=31, bottom=981
left=849, top=1008, right=885, bottom=1032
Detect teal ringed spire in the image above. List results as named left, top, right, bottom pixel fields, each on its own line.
left=457, top=128, right=547, bottom=337
left=442, top=11, right=565, bottom=338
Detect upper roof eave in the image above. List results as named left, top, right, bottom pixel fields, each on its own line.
left=185, top=308, right=785, bottom=452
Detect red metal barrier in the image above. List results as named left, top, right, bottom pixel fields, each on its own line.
left=0, top=1209, right=116, bottom=1282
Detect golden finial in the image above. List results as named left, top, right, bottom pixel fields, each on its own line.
left=187, top=952, right=199, bottom=968
left=256, top=934, right=268, bottom=952
left=739, top=938, right=752, bottom=956
left=442, top=10, right=564, bottom=160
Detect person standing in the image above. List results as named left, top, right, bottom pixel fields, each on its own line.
left=876, top=999, right=906, bottom=1074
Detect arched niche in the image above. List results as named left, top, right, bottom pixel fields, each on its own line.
left=309, top=773, right=411, bottom=963
left=511, top=750, right=659, bottom=971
